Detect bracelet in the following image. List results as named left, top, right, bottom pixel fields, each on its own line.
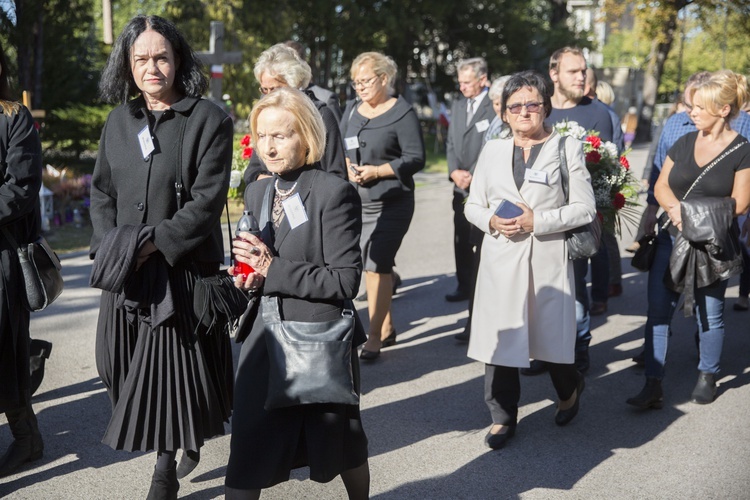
left=375, top=166, right=380, bottom=179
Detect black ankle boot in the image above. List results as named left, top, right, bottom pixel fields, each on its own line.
left=626, top=377, right=663, bottom=409
left=146, top=461, right=180, bottom=500
left=0, top=401, right=44, bottom=478
left=30, top=339, right=53, bottom=396
left=176, top=448, right=200, bottom=479
left=691, top=371, right=716, bottom=404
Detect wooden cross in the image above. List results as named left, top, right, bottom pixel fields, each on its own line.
left=197, top=21, right=242, bottom=103
left=22, top=91, right=46, bottom=120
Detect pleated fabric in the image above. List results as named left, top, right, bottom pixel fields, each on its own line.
left=95, top=264, right=233, bottom=452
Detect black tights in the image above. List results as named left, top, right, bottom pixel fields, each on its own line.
left=156, top=450, right=176, bottom=470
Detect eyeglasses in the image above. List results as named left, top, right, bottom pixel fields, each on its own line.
left=351, top=75, right=379, bottom=89
left=506, top=102, right=543, bottom=114
left=259, top=85, right=283, bottom=95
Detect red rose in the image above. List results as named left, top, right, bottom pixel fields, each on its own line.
left=619, top=155, right=630, bottom=170
left=242, top=147, right=253, bottom=160
left=586, top=151, right=601, bottom=164
left=612, top=192, right=626, bottom=210
left=240, top=134, right=251, bottom=146
left=586, top=135, right=601, bottom=149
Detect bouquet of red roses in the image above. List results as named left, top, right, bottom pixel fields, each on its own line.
left=229, top=134, right=253, bottom=200
left=554, top=120, right=639, bottom=235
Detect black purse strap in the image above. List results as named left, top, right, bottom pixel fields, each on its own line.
left=172, top=111, right=235, bottom=265
left=558, top=135, right=571, bottom=204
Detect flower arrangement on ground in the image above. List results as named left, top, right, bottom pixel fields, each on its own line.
left=553, top=119, right=640, bottom=235
left=229, top=134, right=253, bottom=200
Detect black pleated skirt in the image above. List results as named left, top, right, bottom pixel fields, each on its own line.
left=95, top=264, right=233, bottom=452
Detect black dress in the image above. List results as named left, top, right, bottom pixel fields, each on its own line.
left=90, top=97, right=234, bottom=452
left=225, top=166, right=368, bottom=489
left=0, top=106, right=42, bottom=413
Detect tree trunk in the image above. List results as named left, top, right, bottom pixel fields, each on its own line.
left=32, top=8, right=43, bottom=109
left=635, top=2, right=682, bottom=142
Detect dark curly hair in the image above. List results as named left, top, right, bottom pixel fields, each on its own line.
left=501, top=70, right=553, bottom=123
left=98, top=15, right=208, bottom=104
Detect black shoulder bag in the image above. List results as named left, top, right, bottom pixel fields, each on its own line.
left=558, top=136, right=603, bottom=260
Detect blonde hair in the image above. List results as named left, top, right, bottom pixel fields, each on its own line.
left=488, top=75, right=510, bottom=101
left=253, top=44, right=312, bottom=90
left=596, top=81, right=615, bottom=106
left=690, top=70, right=749, bottom=122
left=0, top=100, right=20, bottom=116
left=249, top=87, right=326, bottom=165
left=350, top=52, right=398, bottom=94
left=549, top=47, right=585, bottom=72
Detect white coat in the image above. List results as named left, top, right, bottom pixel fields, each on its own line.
left=464, top=131, right=596, bottom=367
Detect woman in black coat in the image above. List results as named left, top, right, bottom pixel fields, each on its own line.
left=90, top=15, right=233, bottom=498
left=225, top=87, right=369, bottom=499
left=340, top=52, right=425, bottom=360
left=0, top=40, right=44, bottom=479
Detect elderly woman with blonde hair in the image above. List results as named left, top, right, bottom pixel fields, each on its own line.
left=244, top=43, right=347, bottom=183
left=226, top=87, right=369, bottom=499
left=340, top=51, right=425, bottom=360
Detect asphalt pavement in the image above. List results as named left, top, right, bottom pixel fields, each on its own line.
left=2, top=142, right=750, bottom=499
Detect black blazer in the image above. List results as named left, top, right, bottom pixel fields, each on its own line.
left=242, top=166, right=362, bottom=329
left=90, top=96, right=233, bottom=266
left=309, top=84, right=342, bottom=122
left=340, top=96, right=425, bottom=200
left=446, top=91, right=495, bottom=196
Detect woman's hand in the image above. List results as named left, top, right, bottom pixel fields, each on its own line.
left=666, top=202, right=682, bottom=231
left=136, top=240, right=158, bottom=270
left=490, top=203, right=533, bottom=239
left=228, top=265, right=265, bottom=292
left=348, top=163, right=361, bottom=183
left=351, top=164, right=381, bottom=185
left=232, top=231, right=273, bottom=280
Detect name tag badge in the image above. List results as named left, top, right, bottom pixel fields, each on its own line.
left=282, top=193, right=308, bottom=229
left=137, top=125, right=155, bottom=160
left=344, top=136, right=360, bottom=151
left=524, top=169, right=548, bottom=184
left=475, top=119, right=490, bottom=133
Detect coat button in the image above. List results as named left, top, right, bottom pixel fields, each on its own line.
left=136, top=202, right=144, bottom=211
left=144, top=155, right=150, bottom=162
left=360, top=142, right=366, bottom=147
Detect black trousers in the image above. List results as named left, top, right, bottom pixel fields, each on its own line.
left=484, top=363, right=579, bottom=425
left=452, top=191, right=482, bottom=293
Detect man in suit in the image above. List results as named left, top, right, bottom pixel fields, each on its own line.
left=446, top=57, right=494, bottom=341
left=524, top=47, right=617, bottom=375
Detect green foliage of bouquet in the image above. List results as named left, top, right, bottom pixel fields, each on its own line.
left=554, top=120, right=640, bottom=236
left=229, top=133, right=253, bottom=201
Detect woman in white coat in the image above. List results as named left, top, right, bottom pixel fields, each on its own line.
left=464, top=71, right=596, bottom=450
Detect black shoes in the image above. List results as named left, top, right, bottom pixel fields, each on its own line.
left=484, top=425, right=516, bottom=450
left=626, top=377, right=664, bottom=409
left=382, top=330, right=398, bottom=348
left=146, top=461, right=180, bottom=500
left=359, top=348, right=381, bottom=361
left=575, top=351, right=590, bottom=374
left=555, top=373, right=585, bottom=426
left=445, top=289, right=470, bottom=302
left=691, top=372, right=717, bottom=404
left=454, top=325, right=470, bottom=342
left=176, top=449, right=200, bottom=479
left=0, top=402, right=43, bottom=478
left=30, top=339, right=53, bottom=396
left=520, top=359, right=548, bottom=376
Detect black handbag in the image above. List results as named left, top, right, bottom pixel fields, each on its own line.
left=558, top=136, right=602, bottom=260
left=631, top=234, right=658, bottom=272
left=171, top=116, right=249, bottom=333
left=262, top=296, right=359, bottom=410
left=2, top=228, right=64, bottom=312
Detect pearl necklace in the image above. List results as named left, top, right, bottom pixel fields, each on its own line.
left=515, top=143, right=542, bottom=151
left=274, top=178, right=298, bottom=197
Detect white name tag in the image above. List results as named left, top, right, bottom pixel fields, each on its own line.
left=282, top=193, right=308, bottom=229
left=137, top=125, right=155, bottom=160
left=524, top=169, right=548, bottom=184
left=344, top=136, right=360, bottom=150
left=475, top=119, right=490, bottom=133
